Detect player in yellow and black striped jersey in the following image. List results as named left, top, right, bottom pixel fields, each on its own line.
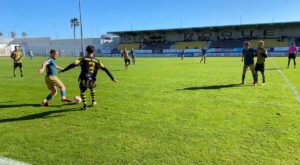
left=121, top=48, right=131, bottom=70
left=60, top=45, right=118, bottom=110
left=10, top=46, right=24, bottom=77
left=255, top=41, right=268, bottom=85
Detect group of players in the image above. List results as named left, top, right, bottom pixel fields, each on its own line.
left=181, top=48, right=207, bottom=64
left=38, top=46, right=118, bottom=110
left=10, top=45, right=138, bottom=110
left=121, top=48, right=136, bottom=70
left=9, top=42, right=298, bottom=110
left=241, top=41, right=298, bottom=86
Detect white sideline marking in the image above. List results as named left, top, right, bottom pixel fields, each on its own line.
left=0, top=157, right=31, bottom=165
left=271, top=58, right=300, bottom=103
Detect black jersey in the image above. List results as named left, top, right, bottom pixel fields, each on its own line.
left=75, top=57, right=103, bottom=81
left=62, top=55, right=115, bottom=84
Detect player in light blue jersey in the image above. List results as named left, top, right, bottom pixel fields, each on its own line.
left=38, top=49, right=72, bottom=106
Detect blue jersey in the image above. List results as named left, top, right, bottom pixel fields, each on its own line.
left=46, top=58, right=57, bottom=76
left=129, top=50, right=135, bottom=57
left=202, top=49, right=206, bottom=55
left=243, top=48, right=256, bottom=65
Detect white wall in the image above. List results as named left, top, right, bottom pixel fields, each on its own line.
left=7, top=37, right=119, bottom=56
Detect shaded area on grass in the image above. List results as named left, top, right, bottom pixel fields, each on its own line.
left=0, top=104, right=41, bottom=109
left=0, top=103, right=78, bottom=109
left=178, top=84, right=241, bottom=90
left=0, top=107, right=81, bottom=123
left=265, top=68, right=287, bottom=71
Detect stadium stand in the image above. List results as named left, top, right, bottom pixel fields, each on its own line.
left=210, top=39, right=245, bottom=49
left=143, top=42, right=173, bottom=50
left=295, top=38, right=300, bottom=47
left=175, top=41, right=206, bottom=49
left=117, top=43, right=141, bottom=50
left=249, top=39, right=288, bottom=48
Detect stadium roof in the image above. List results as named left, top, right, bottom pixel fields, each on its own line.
left=108, top=21, right=300, bottom=35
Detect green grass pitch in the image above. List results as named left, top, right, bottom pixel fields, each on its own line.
left=0, top=56, right=300, bottom=164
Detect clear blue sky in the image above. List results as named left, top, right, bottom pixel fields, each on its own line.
left=0, top=0, right=299, bottom=39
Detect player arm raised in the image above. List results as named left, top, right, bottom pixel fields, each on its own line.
left=60, top=58, right=82, bottom=73
left=99, top=63, right=118, bottom=83
left=38, top=60, right=50, bottom=74
left=55, top=64, right=64, bottom=71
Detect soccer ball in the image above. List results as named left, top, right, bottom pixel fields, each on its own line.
left=73, top=96, right=82, bottom=104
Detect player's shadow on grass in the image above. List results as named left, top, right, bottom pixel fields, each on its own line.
left=0, top=104, right=41, bottom=109
left=178, top=84, right=240, bottom=90
left=265, top=68, right=285, bottom=71
left=0, top=107, right=81, bottom=123
left=0, top=103, right=77, bottom=109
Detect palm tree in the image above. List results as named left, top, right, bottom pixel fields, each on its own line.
left=21, top=32, right=28, bottom=38
left=0, top=32, right=3, bottom=38
left=11, top=32, right=16, bottom=38
left=70, top=17, right=80, bottom=39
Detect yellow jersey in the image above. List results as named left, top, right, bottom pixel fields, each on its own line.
left=11, top=50, right=24, bottom=63
left=122, top=50, right=130, bottom=60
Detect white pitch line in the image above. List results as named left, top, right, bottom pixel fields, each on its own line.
left=271, top=58, right=300, bottom=104
left=0, top=157, right=31, bottom=165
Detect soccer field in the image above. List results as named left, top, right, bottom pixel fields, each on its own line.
left=0, top=56, right=300, bottom=164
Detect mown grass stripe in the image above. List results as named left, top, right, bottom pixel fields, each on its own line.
left=0, top=157, right=31, bottom=165
left=271, top=58, right=300, bottom=104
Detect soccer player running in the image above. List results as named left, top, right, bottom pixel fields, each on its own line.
left=121, top=48, right=131, bottom=70
left=287, top=43, right=298, bottom=69
left=200, top=48, right=207, bottom=64
left=241, top=42, right=257, bottom=86
left=255, top=41, right=268, bottom=85
left=129, top=48, right=136, bottom=65
left=29, top=50, right=34, bottom=60
left=181, top=49, right=185, bottom=60
left=10, top=46, right=24, bottom=77
left=38, top=49, right=72, bottom=106
left=60, top=45, right=118, bottom=111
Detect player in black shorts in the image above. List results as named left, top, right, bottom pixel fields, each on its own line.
left=121, top=48, right=131, bottom=70
left=10, top=46, right=24, bottom=77
left=129, top=48, right=136, bottom=65
left=60, top=45, right=118, bottom=110
left=288, top=43, right=298, bottom=69
left=255, top=41, right=268, bottom=85
left=200, top=48, right=207, bottom=64
left=241, top=42, right=257, bottom=85
left=181, top=49, right=185, bottom=60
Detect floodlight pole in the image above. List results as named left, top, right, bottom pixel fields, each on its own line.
left=79, top=0, right=84, bottom=56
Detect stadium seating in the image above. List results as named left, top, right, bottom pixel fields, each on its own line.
left=210, top=39, right=245, bottom=49
left=175, top=41, right=206, bottom=49
left=249, top=39, right=288, bottom=48
left=117, top=43, right=141, bottom=50
left=143, top=42, right=173, bottom=50
left=295, top=38, right=300, bottom=47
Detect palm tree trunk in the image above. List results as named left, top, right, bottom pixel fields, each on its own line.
left=74, top=26, right=76, bottom=39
